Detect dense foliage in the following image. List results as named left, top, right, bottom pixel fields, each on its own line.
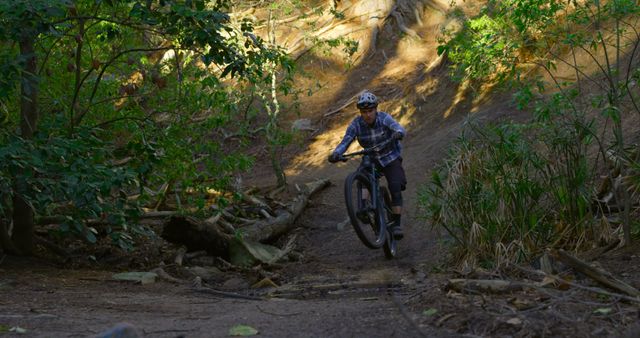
left=0, top=0, right=293, bottom=252
left=423, top=0, right=640, bottom=267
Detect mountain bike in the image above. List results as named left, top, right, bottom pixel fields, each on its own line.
left=337, top=139, right=397, bottom=259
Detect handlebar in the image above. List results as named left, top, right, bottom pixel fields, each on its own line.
left=338, top=138, right=394, bottom=161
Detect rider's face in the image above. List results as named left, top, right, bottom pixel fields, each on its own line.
left=359, top=107, right=376, bottom=124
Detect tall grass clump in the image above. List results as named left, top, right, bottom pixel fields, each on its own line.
left=420, top=105, right=596, bottom=268
left=427, top=0, right=640, bottom=267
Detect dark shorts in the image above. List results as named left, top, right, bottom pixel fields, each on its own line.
left=381, top=157, right=407, bottom=194
left=359, top=157, right=407, bottom=207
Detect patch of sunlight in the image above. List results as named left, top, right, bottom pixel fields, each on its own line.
left=442, top=79, right=470, bottom=119
left=115, top=71, right=144, bottom=108
left=379, top=40, right=433, bottom=79
left=470, top=81, right=499, bottom=113
left=160, top=49, right=175, bottom=63
left=398, top=37, right=433, bottom=61
left=351, top=0, right=394, bottom=21
left=285, top=118, right=355, bottom=176
left=389, top=103, right=416, bottom=130
left=415, top=77, right=441, bottom=98
left=397, top=109, right=415, bottom=129
left=377, top=2, right=450, bottom=79
left=358, top=267, right=395, bottom=283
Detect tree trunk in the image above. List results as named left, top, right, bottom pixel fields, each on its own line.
left=269, top=144, right=287, bottom=187
left=0, top=220, right=18, bottom=254
left=11, top=32, right=39, bottom=255
left=19, top=33, right=38, bottom=138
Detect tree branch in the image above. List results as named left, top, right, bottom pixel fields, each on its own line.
left=77, top=47, right=173, bottom=126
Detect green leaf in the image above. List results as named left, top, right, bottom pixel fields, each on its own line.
left=423, top=308, right=438, bottom=316
left=228, top=325, right=258, bottom=336
left=85, top=231, right=97, bottom=244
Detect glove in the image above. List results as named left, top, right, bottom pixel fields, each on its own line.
left=391, top=131, right=404, bottom=140
left=328, top=152, right=341, bottom=163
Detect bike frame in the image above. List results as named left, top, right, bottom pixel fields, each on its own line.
left=357, top=153, right=381, bottom=209
left=341, top=138, right=393, bottom=221
left=339, top=138, right=397, bottom=257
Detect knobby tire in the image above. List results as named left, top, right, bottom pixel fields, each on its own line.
left=344, top=172, right=385, bottom=249
left=380, top=186, right=397, bottom=259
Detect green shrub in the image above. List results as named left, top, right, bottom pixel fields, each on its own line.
left=419, top=111, right=595, bottom=268
left=0, top=120, right=143, bottom=249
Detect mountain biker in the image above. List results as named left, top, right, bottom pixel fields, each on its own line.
left=328, top=90, right=407, bottom=239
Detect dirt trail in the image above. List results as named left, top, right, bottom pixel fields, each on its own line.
left=0, top=2, right=490, bottom=336
left=2, top=0, right=637, bottom=334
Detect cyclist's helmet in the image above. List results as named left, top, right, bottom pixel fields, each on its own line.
left=356, top=90, right=378, bottom=109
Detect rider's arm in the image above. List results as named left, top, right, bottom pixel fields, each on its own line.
left=381, top=113, right=406, bottom=138
left=333, top=122, right=358, bottom=155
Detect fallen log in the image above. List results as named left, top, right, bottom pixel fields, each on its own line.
left=446, top=279, right=529, bottom=294
left=161, top=178, right=330, bottom=258
left=241, top=178, right=330, bottom=242
left=510, top=263, right=640, bottom=303
left=581, top=239, right=621, bottom=261
left=162, top=215, right=232, bottom=258
left=552, top=249, right=640, bottom=297
left=141, top=210, right=177, bottom=218
left=324, top=97, right=355, bottom=117
left=238, top=192, right=273, bottom=215
left=174, top=246, right=187, bottom=266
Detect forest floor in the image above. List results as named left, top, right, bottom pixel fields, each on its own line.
left=1, top=154, right=639, bottom=338
left=2, top=1, right=640, bottom=337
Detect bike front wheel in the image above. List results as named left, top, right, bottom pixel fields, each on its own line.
left=380, top=186, right=397, bottom=259
left=344, top=172, right=385, bottom=249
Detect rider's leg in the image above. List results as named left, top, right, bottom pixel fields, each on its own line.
left=389, top=200, right=404, bottom=239
left=382, top=158, right=407, bottom=239
left=356, top=189, right=373, bottom=224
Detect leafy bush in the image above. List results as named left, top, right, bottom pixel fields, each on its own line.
left=0, top=120, right=143, bottom=249
left=438, top=0, right=564, bottom=83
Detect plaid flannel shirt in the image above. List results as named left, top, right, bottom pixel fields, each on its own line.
left=333, top=111, right=405, bottom=167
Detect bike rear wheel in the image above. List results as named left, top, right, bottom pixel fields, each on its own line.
left=380, top=186, right=397, bottom=259
left=344, top=172, right=385, bottom=249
